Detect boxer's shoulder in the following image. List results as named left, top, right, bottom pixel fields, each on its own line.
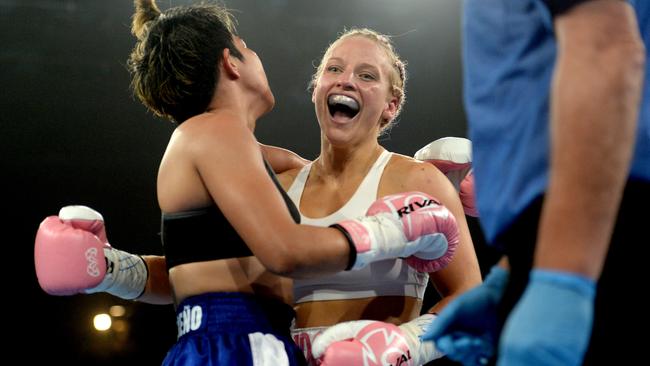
left=381, top=153, right=448, bottom=193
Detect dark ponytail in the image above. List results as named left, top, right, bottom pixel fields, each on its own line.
left=131, top=0, right=161, bottom=41
left=127, top=1, right=242, bottom=123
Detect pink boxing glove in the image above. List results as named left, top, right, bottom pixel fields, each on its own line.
left=59, top=205, right=109, bottom=242
left=34, top=205, right=147, bottom=299
left=367, top=192, right=459, bottom=273
left=414, top=137, right=478, bottom=217
left=459, top=171, right=478, bottom=217
left=34, top=209, right=108, bottom=295
left=312, top=315, right=444, bottom=366
left=332, top=192, right=459, bottom=273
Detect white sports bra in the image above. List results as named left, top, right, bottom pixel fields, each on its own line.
left=287, top=150, right=429, bottom=303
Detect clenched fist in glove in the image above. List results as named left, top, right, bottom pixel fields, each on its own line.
left=312, top=314, right=444, bottom=366
left=415, top=137, right=478, bottom=217
left=332, top=191, right=459, bottom=273
left=34, top=205, right=148, bottom=300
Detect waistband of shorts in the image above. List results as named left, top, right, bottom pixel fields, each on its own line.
left=175, top=292, right=295, bottom=339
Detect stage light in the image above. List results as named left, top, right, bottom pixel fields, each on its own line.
left=93, top=313, right=112, bottom=331
left=109, top=305, right=126, bottom=317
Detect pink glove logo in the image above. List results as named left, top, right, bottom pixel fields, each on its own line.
left=85, top=247, right=102, bottom=277
left=368, top=192, right=438, bottom=219
left=316, top=321, right=414, bottom=366
left=34, top=214, right=108, bottom=295
left=367, top=192, right=449, bottom=242
left=367, top=191, right=459, bottom=273
left=357, top=323, right=413, bottom=366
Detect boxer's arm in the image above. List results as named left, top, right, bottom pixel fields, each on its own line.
left=194, top=121, right=461, bottom=277
left=259, top=143, right=310, bottom=174
left=138, top=255, right=173, bottom=304
left=195, top=120, right=350, bottom=276
left=399, top=161, right=482, bottom=310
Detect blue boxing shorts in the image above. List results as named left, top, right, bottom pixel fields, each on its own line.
left=162, top=292, right=307, bottom=366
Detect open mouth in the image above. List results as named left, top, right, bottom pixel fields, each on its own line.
left=327, top=94, right=360, bottom=120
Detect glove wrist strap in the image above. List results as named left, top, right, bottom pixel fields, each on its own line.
left=85, top=248, right=148, bottom=300
left=330, top=224, right=357, bottom=271
left=400, top=314, right=445, bottom=364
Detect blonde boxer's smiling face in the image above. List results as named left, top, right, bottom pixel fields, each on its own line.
left=313, top=36, right=398, bottom=146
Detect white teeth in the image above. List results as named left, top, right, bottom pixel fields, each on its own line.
left=328, top=94, right=359, bottom=111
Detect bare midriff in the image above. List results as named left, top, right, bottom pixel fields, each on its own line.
left=168, top=257, right=293, bottom=306
left=294, top=296, right=423, bottom=328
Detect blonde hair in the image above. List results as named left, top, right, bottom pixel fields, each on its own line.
left=311, top=28, right=407, bottom=132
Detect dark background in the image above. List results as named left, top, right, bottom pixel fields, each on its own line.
left=2, top=0, right=491, bottom=364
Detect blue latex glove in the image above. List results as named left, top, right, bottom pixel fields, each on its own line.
left=498, top=269, right=596, bottom=366
left=421, top=265, right=509, bottom=365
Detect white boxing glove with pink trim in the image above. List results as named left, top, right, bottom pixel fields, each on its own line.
left=332, top=191, right=459, bottom=273
left=415, top=137, right=478, bottom=217
left=34, top=205, right=148, bottom=300
left=312, top=314, right=444, bottom=366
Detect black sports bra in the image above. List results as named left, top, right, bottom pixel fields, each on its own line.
left=161, top=160, right=300, bottom=269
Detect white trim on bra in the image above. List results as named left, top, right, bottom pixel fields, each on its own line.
left=287, top=150, right=429, bottom=303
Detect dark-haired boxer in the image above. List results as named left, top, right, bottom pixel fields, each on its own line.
left=33, top=1, right=460, bottom=365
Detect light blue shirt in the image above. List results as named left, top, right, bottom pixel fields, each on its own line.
left=463, top=0, right=650, bottom=242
